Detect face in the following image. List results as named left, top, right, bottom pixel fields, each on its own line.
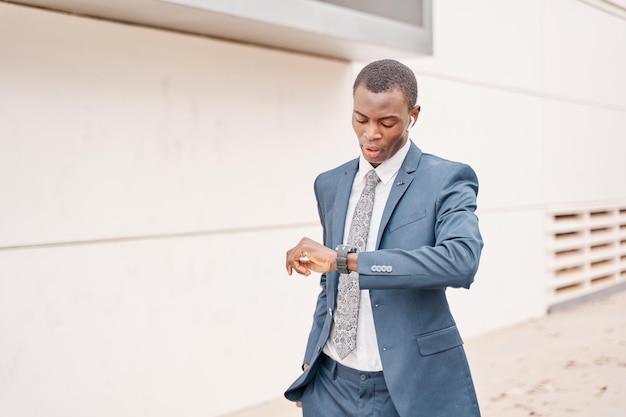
left=352, top=84, right=420, bottom=167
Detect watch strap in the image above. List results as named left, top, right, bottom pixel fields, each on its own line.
left=336, top=244, right=357, bottom=275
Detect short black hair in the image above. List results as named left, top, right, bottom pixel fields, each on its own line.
left=353, top=59, right=418, bottom=110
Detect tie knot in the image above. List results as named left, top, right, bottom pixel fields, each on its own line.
left=365, top=170, right=381, bottom=188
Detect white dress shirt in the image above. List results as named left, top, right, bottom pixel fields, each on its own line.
left=324, top=139, right=412, bottom=371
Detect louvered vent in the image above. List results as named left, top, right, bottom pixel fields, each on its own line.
left=547, top=203, right=626, bottom=308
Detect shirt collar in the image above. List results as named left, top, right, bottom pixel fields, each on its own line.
left=357, top=139, right=412, bottom=185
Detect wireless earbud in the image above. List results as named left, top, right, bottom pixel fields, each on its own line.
left=407, top=116, right=415, bottom=131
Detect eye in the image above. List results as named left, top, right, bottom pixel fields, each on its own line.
left=381, top=122, right=396, bottom=128
left=355, top=118, right=367, bottom=124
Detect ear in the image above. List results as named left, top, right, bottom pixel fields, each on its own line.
left=410, top=105, right=421, bottom=127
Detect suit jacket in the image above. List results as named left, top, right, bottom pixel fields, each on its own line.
left=285, top=142, right=483, bottom=417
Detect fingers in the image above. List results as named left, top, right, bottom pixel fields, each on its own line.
left=286, top=237, right=334, bottom=276
left=288, top=259, right=312, bottom=276
left=285, top=238, right=314, bottom=276
left=286, top=247, right=296, bottom=275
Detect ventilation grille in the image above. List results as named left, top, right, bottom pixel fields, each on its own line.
left=547, top=203, right=626, bottom=306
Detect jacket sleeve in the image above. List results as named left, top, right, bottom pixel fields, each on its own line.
left=301, top=174, right=331, bottom=365
left=358, top=163, right=483, bottom=290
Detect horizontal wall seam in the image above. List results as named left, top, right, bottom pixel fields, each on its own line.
left=414, top=69, right=626, bottom=113
left=0, top=221, right=320, bottom=252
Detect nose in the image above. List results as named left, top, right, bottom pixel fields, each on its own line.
left=363, top=122, right=382, bottom=140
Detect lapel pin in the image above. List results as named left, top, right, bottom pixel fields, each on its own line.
left=396, top=180, right=404, bottom=186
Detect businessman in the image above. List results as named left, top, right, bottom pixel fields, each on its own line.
left=284, top=59, right=483, bottom=417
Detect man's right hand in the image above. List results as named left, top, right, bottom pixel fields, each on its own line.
left=295, top=364, right=311, bottom=408
left=286, top=237, right=337, bottom=276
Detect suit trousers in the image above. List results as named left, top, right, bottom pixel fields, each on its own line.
left=301, top=354, right=401, bottom=417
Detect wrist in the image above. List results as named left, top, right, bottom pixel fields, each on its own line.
left=347, top=252, right=359, bottom=273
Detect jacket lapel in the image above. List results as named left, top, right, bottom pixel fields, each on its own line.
left=330, top=159, right=358, bottom=248
left=376, top=143, right=422, bottom=248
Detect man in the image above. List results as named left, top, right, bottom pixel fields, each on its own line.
left=285, top=59, right=483, bottom=417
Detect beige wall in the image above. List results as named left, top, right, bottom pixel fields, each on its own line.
left=1, top=0, right=625, bottom=416
left=0, top=3, right=352, bottom=416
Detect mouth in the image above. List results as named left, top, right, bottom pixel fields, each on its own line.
left=363, top=146, right=382, bottom=159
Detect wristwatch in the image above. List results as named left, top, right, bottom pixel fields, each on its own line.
left=336, top=244, right=358, bottom=275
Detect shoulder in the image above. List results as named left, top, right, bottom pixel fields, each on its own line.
left=417, top=152, right=478, bottom=182
left=314, top=158, right=358, bottom=188
left=418, top=152, right=473, bottom=170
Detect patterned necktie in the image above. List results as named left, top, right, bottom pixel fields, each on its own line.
left=332, top=169, right=381, bottom=359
